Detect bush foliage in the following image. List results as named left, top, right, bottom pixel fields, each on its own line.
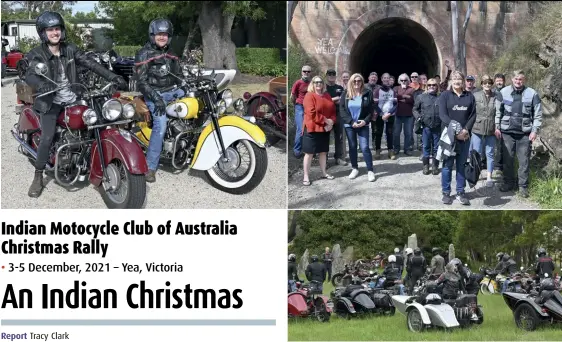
left=236, top=47, right=285, bottom=77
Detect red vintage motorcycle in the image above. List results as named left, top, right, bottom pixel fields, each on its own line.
left=288, top=281, right=332, bottom=322
left=243, top=76, right=286, bottom=146
left=12, top=62, right=147, bottom=208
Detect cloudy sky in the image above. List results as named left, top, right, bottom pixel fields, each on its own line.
left=71, top=1, right=100, bottom=15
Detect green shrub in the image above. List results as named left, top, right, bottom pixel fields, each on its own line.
left=17, top=37, right=41, bottom=54
left=235, top=47, right=285, bottom=77
left=287, top=43, right=321, bottom=120
left=114, top=45, right=142, bottom=57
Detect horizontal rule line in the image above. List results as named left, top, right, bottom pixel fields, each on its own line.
left=1, top=319, right=276, bottom=326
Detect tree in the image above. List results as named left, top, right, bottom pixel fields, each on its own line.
left=450, top=1, right=473, bottom=75
left=5, top=1, right=76, bottom=19
left=288, top=1, right=298, bottom=26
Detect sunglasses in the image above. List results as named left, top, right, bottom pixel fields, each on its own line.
left=302, top=70, right=311, bottom=73
left=399, top=79, right=408, bottom=82
left=483, top=82, right=493, bottom=85
left=411, top=76, right=418, bottom=78
left=353, top=79, right=362, bottom=83
left=427, top=84, right=437, bottom=86
left=327, top=73, right=336, bottom=76
left=313, top=81, right=323, bottom=84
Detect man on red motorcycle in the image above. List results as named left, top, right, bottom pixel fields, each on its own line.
left=24, top=11, right=127, bottom=198
left=134, top=18, right=185, bottom=183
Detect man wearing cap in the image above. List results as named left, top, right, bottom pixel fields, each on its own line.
left=365, top=72, right=380, bottom=92
left=291, top=65, right=312, bottom=158
left=495, top=70, right=542, bottom=198
left=466, top=75, right=478, bottom=93
left=325, top=69, right=347, bottom=166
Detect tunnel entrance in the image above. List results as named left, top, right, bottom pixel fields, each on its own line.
left=349, top=17, right=440, bottom=83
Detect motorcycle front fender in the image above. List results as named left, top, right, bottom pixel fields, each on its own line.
left=190, top=115, right=266, bottom=171
left=89, top=128, right=148, bottom=186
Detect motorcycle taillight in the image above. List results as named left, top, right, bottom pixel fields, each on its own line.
left=243, top=92, right=251, bottom=100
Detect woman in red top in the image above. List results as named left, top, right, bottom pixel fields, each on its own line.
left=301, top=75, right=337, bottom=186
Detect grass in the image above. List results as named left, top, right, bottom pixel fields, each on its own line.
left=289, top=279, right=562, bottom=341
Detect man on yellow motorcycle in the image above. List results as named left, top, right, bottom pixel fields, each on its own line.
left=134, top=18, right=185, bottom=182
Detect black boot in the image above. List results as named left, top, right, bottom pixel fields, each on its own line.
left=28, top=169, right=44, bottom=198
left=422, top=157, right=430, bottom=175
left=146, top=170, right=156, bottom=183
left=432, top=159, right=440, bottom=175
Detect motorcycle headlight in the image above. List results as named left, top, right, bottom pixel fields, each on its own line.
left=122, top=103, right=135, bottom=119
left=190, top=65, right=199, bottom=76
left=101, top=53, right=109, bottom=63
left=82, top=108, right=97, bottom=125
left=110, top=56, right=116, bottom=63
left=233, top=98, right=244, bottom=112
left=102, top=99, right=122, bottom=121
left=216, top=99, right=227, bottom=115
left=182, top=65, right=190, bottom=77
left=220, top=89, right=233, bottom=108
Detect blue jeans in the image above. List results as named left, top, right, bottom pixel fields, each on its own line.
left=345, top=125, right=373, bottom=172
left=470, top=133, right=496, bottom=173
left=393, top=116, right=414, bottom=153
left=293, top=104, right=304, bottom=157
left=422, top=127, right=440, bottom=158
left=145, top=88, right=186, bottom=171
left=441, top=139, right=470, bottom=194
left=501, top=279, right=511, bottom=293
left=288, top=280, right=297, bottom=292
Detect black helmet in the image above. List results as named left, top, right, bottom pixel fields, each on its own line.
left=502, top=254, right=510, bottom=262
left=414, top=247, right=422, bottom=255
left=311, top=255, right=319, bottom=263
left=537, top=248, right=546, bottom=257
left=496, top=252, right=504, bottom=260
left=432, top=247, right=441, bottom=254
left=36, top=11, right=66, bottom=44
left=149, top=19, right=173, bottom=46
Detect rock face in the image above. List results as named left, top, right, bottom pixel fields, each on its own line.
left=535, top=25, right=562, bottom=162
left=449, top=244, right=456, bottom=261
left=298, top=248, right=309, bottom=276
left=342, top=246, right=354, bottom=267
left=332, top=244, right=344, bottom=274
left=408, top=234, right=418, bottom=251
left=290, top=1, right=536, bottom=79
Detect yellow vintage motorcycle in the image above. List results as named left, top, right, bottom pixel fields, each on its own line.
left=121, top=63, right=268, bottom=194
left=479, top=266, right=507, bottom=295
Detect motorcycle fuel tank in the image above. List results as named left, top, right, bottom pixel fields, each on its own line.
left=166, top=97, right=199, bottom=119
left=57, top=104, right=88, bottom=131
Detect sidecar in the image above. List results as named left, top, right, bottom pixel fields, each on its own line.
left=330, top=287, right=376, bottom=319
left=392, top=294, right=461, bottom=332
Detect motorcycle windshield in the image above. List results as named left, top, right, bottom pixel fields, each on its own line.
left=200, top=69, right=236, bottom=90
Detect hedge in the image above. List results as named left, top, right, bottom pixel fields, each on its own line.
left=112, top=46, right=285, bottom=77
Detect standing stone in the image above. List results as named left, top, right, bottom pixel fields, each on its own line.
left=449, top=244, right=455, bottom=262
left=408, top=234, right=418, bottom=250
left=342, top=246, right=354, bottom=267
left=332, top=244, right=343, bottom=274
left=298, top=249, right=309, bottom=276
left=403, top=243, right=408, bottom=268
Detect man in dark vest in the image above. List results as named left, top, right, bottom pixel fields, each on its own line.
left=535, top=248, right=555, bottom=279
left=407, top=247, right=427, bottom=294
left=495, top=70, right=543, bottom=198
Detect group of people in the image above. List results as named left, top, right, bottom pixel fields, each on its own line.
left=21, top=11, right=184, bottom=198
left=291, top=61, right=543, bottom=205
left=287, top=246, right=557, bottom=298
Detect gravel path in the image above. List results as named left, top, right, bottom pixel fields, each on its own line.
left=1, top=81, right=287, bottom=209
left=288, top=130, right=540, bottom=210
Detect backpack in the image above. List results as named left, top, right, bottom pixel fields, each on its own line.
left=464, top=149, right=482, bottom=188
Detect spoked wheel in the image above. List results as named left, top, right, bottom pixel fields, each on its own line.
left=247, top=97, right=281, bottom=146
left=385, top=306, right=396, bottom=316
left=332, top=273, right=344, bottom=287
left=407, top=308, right=427, bottom=332
left=205, top=140, right=267, bottom=194
left=313, top=298, right=330, bottom=322
left=514, top=303, right=539, bottom=331
left=99, top=160, right=146, bottom=209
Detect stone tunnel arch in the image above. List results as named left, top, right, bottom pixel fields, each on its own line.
left=349, top=17, right=441, bottom=82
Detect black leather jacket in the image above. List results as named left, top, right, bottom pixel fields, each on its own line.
left=134, top=41, right=182, bottom=102
left=25, top=42, right=117, bottom=114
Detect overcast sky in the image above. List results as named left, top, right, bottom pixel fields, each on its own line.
left=71, top=1, right=100, bottom=15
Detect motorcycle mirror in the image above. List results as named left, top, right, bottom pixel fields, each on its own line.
left=35, top=62, right=48, bottom=75
left=545, top=273, right=549, bottom=278
left=521, top=266, right=524, bottom=271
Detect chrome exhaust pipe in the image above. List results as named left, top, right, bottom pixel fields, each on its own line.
left=11, top=127, right=38, bottom=159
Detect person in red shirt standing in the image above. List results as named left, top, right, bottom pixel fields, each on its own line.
left=291, top=65, right=312, bottom=159
left=392, top=74, right=416, bottom=157
left=301, top=75, right=336, bottom=186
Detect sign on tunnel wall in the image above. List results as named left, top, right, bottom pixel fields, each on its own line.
left=314, top=37, right=350, bottom=55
